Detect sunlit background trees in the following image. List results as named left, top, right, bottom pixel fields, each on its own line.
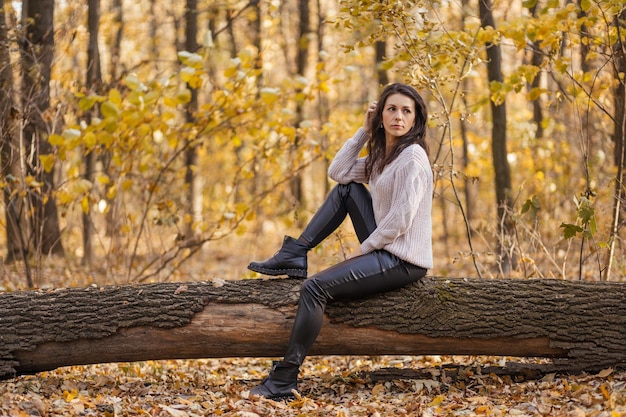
left=1, top=0, right=624, bottom=287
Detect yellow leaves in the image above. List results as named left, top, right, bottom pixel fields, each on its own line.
left=488, top=80, right=509, bottom=106
left=176, top=88, right=192, bottom=105
left=39, top=154, right=55, bottom=173
left=48, top=133, right=65, bottom=146
left=96, top=174, right=110, bottom=185
left=223, top=65, right=239, bottom=78
left=84, top=131, right=97, bottom=148
left=260, top=87, right=280, bottom=105
left=477, top=26, right=499, bottom=45
left=57, top=178, right=93, bottom=210
left=180, top=66, right=196, bottom=83
left=429, top=394, right=445, bottom=407
left=78, top=95, right=97, bottom=111
left=279, top=125, right=296, bottom=139
left=121, top=179, right=133, bottom=191
left=5, top=356, right=626, bottom=416
left=72, top=179, right=93, bottom=195
left=101, top=100, right=120, bottom=119
left=81, top=195, right=90, bottom=214
left=527, top=87, right=546, bottom=101
left=177, top=51, right=203, bottom=69
left=62, top=388, right=79, bottom=402
left=124, top=74, right=147, bottom=92
left=163, top=96, right=179, bottom=108
left=106, top=184, right=117, bottom=200
left=64, top=128, right=82, bottom=141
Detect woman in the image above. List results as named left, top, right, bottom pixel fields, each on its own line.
left=247, top=83, right=433, bottom=400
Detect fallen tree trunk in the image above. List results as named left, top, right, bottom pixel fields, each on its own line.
left=1, top=276, right=625, bottom=380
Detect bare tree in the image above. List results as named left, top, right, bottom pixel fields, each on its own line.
left=109, top=0, right=124, bottom=82
left=183, top=0, right=200, bottom=239
left=605, top=7, right=626, bottom=280
left=375, top=40, right=388, bottom=87
left=20, top=0, right=65, bottom=258
left=82, top=0, right=103, bottom=265
left=479, top=0, right=514, bottom=274
left=0, top=4, right=27, bottom=267
left=528, top=1, right=544, bottom=140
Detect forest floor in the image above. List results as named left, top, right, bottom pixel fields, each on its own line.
left=1, top=356, right=625, bottom=416
left=1, top=231, right=625, bottom=416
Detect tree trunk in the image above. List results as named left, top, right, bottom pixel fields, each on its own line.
left=83, top=0, right=103, bottom=266
left=317, top=0, right=331, bottom=196
left=528, top=2, right=544, bottom=140
left=1, top=276, right=624, bottom=380
left=290, top=0, right=311, bottom=212
left=479, top=0, right=513, bottom=275
left=605, top=8, right=626, bottom=281
left=460, top=0, right=476, bottom=231
left=108, top=0, right=123, bottom=82
left=0, top=5, right=27, bottom=266
left=375, top=40, right=388, bottom=87
left=183, top=0, right=199, bottom=238
left=20, top=0, right=64, bottom=258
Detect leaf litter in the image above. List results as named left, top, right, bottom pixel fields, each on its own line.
left=1, top=356, right=625, bottom=416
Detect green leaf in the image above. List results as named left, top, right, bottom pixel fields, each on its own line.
left=101, top=101, right=120, bottom=119
left=580, top=0, right=591, bottom=12
left=48, top=134, right=65, bottom=146
left=560, top=223, right=583, bottom=239
left=522, top=0, right=538, bottom=9
left=521, top=196, right=540, bottom=218
left=79, top=96, right=96, bottom=111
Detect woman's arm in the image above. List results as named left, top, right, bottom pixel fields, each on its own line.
left=327, top=128, right=370, bottom=184
left=360, top=149, right=430, bottom=253
left=327, top=102, right=376, bottom=184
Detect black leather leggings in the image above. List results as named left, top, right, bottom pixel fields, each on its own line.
left=283, top=183, right=427, bottom=366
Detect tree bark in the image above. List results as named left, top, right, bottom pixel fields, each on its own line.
left=108, top=0, right=123, bottom=82
left=605, top=7, right=626, bottom=281
left=375, top=40, right=388, bottom=87
left=183, top=0, right=199, bottom=238
left=290, top=0, right=312, bottom=212
left=82, top=0, right=102, bottom=266
left=20, top=0, right=64, bottom=257
left=1, top=276, right=624, bottom=380
left=0, top=5, right=27, bottom=266
left=479, top=0, right=514, bottom=275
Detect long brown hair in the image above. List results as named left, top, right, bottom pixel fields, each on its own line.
left=365, top=83, right=428, bottom=177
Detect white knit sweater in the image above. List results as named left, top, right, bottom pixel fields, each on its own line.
left=328, top=128, right=433, bottom=269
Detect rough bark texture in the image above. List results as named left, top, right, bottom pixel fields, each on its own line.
left=1, top=277, right=624, bottom=380
left=479, top=0, right=514, bottom=274
left=20, top=0, right=65, bottom=256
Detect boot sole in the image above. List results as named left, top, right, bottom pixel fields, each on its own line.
left=250, top=392, right=296, bottom=402
left=247, top=264, right=307, bottom=278
left=267, top=393, right=295, bottom=401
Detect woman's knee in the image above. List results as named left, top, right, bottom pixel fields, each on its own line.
left=300, top=277, right=328, bottom=306
left=337, top=182, right=366, bottom=195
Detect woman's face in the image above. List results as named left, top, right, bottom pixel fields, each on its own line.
left=381, top=93, right=416, bottom=142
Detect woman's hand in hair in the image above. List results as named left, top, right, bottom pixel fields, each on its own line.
left=363, top=101, right=377, bottom=133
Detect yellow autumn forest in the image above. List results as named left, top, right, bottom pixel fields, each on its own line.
left=0, top=0, right=625, bottom=287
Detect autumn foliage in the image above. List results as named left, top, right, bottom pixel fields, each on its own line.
left=1, top=1, right=625, bottom=413
left=0, top=0, right=624, bottom=286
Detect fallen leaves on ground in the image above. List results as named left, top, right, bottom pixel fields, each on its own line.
left=1, top=356, right=625, bottom=416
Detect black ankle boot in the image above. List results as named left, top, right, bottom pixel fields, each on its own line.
left=248, top=236, right=308, bottom=278
left=250, top=361, right=299, bottom=401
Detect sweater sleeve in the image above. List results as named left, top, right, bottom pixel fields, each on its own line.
left=360, top=150, right=429, bottom=254
left=328, top=128, right=370, bottom=184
